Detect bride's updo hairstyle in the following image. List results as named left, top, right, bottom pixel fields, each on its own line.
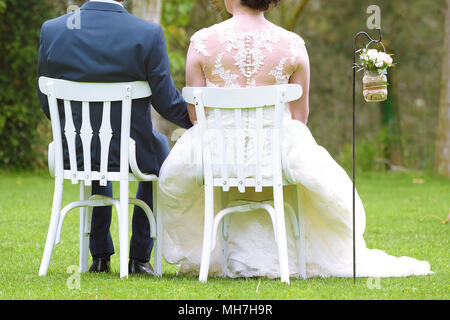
left=240, top=0, right=281, bottom=11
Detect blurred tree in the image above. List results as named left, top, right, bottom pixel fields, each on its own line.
left=132, top=0, right=161, bottom=23
left=131, top=0, right=178, bottom=144
left=435, top=0, right=450, bottom=177
left=286, top=0, right=309, bottom=31
left=0, top=0, right=64, bottom=169
left=131, top=0, right=198, bottom=145
left=379, top=43, right=403, bottom=169
left=272, top=0, right=446, bottom=171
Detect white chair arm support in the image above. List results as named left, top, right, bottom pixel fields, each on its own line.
left=129, top=138, right=158, bottom=181
left=55, top=195, right=157, bottom=245
left=211, top=202, right=277, bottom=251
left=55, top=197, right=121, bottom=245
left=264, top=200, right=300, bottom=239
left=128, top=198, right=157, bottom=240
left=48, top=141, right=55, bottom=178
left=89, top=195, right=157, bottom=240
left=211, top=200, right=300, bottom=251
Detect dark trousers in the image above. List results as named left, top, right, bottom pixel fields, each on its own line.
left=89, top=181, right=154, bottom=262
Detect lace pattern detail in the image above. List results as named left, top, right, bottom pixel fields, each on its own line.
left=269, top=57, right=289, bottom=84
left=289, top=32, right=305, bottom=64
left=217, top=28, right=280, bottom=87
left=190, top=19, right=306, bottom=88
left=212, top=53, right=240, bottom=88
left=191, top=28, right=211, bottom=57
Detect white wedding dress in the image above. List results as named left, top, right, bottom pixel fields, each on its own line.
left=157, top=17, right=432, bottom=278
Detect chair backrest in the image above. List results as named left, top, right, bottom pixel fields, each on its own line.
left=182, top=84, right=302, bottom=193
left=39, top=76, right=151, bottom=186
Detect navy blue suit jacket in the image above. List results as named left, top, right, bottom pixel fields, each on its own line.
left=37, top=1, right=191, bottom=175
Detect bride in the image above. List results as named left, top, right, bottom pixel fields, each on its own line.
left=157, top=0, right=432, bottom=278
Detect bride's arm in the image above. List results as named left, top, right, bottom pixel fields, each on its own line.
left=186, top=42, right=207, bottom=124
left=289, top=44, right=310, bottom=125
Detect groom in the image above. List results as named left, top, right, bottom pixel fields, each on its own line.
left=37, top=0, right=192, bottom=274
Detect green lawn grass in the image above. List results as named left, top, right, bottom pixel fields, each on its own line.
left=0, top=170, right=448, bottom=300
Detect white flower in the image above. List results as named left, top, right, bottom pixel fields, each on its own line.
left=358, top=48, right=393, bottom=72
left=367, top=49, right=379, bottom=61
left=379, top=52, right=393, bottom=66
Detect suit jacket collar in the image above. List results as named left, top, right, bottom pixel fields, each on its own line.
left=81, top=1, right=128, bottom=13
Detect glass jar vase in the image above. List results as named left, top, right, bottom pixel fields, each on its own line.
left=362, top=70, right=388, bottom=102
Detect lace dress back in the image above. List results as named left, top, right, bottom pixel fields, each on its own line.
left=190, top=16, right=305, bottom=88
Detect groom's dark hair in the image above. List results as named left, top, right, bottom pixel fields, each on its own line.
left=241, top=0, right=281, bottom=11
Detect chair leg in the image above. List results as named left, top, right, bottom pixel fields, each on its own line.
left=199, top=183, right=214, bottom=283
left=217, top=189, right=229, bottom=277
left=153, top=180, right=162, bottom=277
left=79, top=182, right=92, bottom=273
left=39, top=176, right=64, bottom=276
left=220, top=216, right=230, bottom=277
left=273, top=185, right=290, bottom=284
left=295, top=185, right=307, bottom=279
left=119, top=181, right=129, bottom=278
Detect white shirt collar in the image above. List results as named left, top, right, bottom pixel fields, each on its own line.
left=89, top=0, right=124, bottom=7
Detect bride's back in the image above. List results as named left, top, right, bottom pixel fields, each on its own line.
left=187, top=16, right=306, bottom=180
left=186, top=6, right=308, bottom=180
left=190, top=16, right=305, bottom=88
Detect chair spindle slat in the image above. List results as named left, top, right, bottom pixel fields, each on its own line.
left=98, top=101, right=113, bottom=186
left=80, top=101, right=93, bottom=186
left=214, top=108, right=229, bottom=191
left=234, top=109, right=245, bottom=193
left=255, top=107, right=264, bottom=192
left=63, top=100, right=78, bottom=184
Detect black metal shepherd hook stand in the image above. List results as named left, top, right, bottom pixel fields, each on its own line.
left=352, top=28, right=383, bottom=284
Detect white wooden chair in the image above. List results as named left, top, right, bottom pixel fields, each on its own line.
left=182, top=84, right=307, bottom=284
left=38, top=76, right=162, bottom=278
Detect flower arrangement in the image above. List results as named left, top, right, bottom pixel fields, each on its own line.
left=358, top=48, right=394, bottom=75
left=356, top=48, right=394, bottom=102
